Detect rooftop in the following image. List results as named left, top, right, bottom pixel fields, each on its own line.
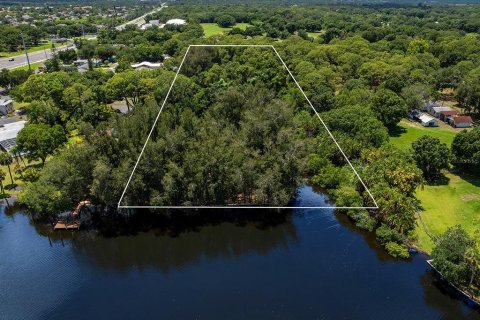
left=0, top=120, right=26, bottom=152
left=0, top=121, right=26, bottom=141
left=452, top=116, right=473, bottom=124
left=166, top=18, right=186, bottom=25
left=432, top=106, right=453, bottom=112
left=131, top=61, right=162, bottom=68
left=440, top=110, right=458, bottom=116
left=419, top=114, right=436, bottom=123
left=0, top=99, right=13, bottom=106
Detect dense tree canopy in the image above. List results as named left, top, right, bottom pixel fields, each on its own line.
left=8, top=1, right=480, bottom=264
left=412, top=136, right=451, bottom=179
left=16, top=124, right=66, bottom=164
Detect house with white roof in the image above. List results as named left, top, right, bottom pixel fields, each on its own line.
left=0, top=121, right=26, bottom=152
left=165, top=18, right=186, bottom=26
left=419, top=113, right=438, bottom=127
left=131, top=61, right=162, bottom=70
left=429, top=106, right=453, bottom=118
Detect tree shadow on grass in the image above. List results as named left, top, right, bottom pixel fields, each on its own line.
left=388, top=125, right=407, bottom=138
left=425, top=174, right=451, bottom=186
left=454, top=170, right=480, bottom=188
left=4, top=183, right=18, bottom=190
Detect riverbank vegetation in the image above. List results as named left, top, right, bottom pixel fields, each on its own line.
left=431, top=225, right=480, bottom=300
left=0, top=1, right=478, bottom=277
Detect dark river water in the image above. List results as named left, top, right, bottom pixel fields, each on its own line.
left=1, top=186, right=479, bottom=320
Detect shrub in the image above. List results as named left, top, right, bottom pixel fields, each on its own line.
left=385, top=242, right=410, bottom=259
left=376, top=224, right=403, bottom=245
left=347, top=209, right=376, bottom=232
left=23, top=167, right=40, bottom=182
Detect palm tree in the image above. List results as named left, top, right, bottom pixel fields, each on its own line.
left=14, top=163, right=23, bottom=179
left=465, top=246, right=479, bottom=293
left=0, top=152, right=14, bottom=185
left=0, top=170, right=5, bottom=196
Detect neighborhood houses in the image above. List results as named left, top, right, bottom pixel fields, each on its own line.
left=140, top=18, right=186, bottom=30
left=409, top=102, right=474, bottom=129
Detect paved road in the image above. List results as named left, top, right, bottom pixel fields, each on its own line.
left=0, top=3, right=166, bottom=70
left=116, top=3, right=167, bottom=30
left=0, top=44, right=75, bottom=70
left=0, top=115, right=22, bottom=126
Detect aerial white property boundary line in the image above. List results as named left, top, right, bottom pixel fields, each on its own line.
left=117, top=44, right=379, bottom=210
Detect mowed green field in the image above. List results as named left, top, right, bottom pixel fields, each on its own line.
left=415, top=172, right=480, bottom=253
left=389, top=119, right=480, bottom=253
left=0, top=41, right=53, bottom=58
left=12, top=62, right=43, bottom=71
left=201, top=23, right=251, bottom=37
left=389, top=119, right=457, bottom=150
left=307, top=31, right=323, bottom=39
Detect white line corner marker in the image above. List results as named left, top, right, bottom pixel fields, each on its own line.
left=117, top=44, right=379, bottom=210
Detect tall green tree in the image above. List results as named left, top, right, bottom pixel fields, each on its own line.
left=412, top=136, right=451, bottom=179
left=0, top=152, right=14, bottom=185
left=452, top=127, right=480, bottom=171
left=371, top=89, right=408, bottom=129
left=16, top=124, right=66, bottom=164
left=432, top=226, right=476, bottom=289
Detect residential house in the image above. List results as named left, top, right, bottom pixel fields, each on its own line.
left=0, top=121, right=26, bottom=152
left=165, top=19, right=187, bottom=26
left=430, top=106, right=453, bottom=118
left=419, top=114, right=438, bottom=127
left=0, top=99, right=13, bottom=116
left=423, top=101, right=441, bottom=112
left=451, top=116, right=473, bottom=128
left=131, top=61, right=162, bottom=70
left=439, top=110, right=458, bottom=122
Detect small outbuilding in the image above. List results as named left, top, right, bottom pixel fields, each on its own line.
left=0, top=99, right=13, bottom=116
left=419, top=114, right=438, bottom=127
left=439, top=110, right=459, bottom=122
left=451, top=116, right=473, bottom=128
left=423, top=101, right=441, bottom=112
left=430, top=106, right=453, bottom=118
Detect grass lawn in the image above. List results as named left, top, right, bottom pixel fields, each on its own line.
left=201, top=23, right=251, bottom=37
left=390, top=119, right=459, bottom=150
left=0, top=41, right=53, bottom=58
left=0, top=40, right=74, bottom=59
left=12, top=62, right=43, bottom=71
left=307, top=31, right=323, bottom=39
left=414, top=172, right=480, bottom=253
left=67, top=135, right=83, bottom=145
left=389, top=118, right=479, bottom=253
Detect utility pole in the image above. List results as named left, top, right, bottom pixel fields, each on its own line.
left=20, top=33, right=31, bottom=71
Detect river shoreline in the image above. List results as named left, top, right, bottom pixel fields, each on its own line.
left=1, top=186, right=480, bottom=319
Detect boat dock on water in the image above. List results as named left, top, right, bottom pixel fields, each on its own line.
left=53, top=220, right=82, bottom=230
left=53, top=200, right=91, bottom=231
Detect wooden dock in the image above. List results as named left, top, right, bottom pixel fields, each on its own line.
left=53, top=200, right=90, bottom=231
left=53, top=220, right=81, bottom=230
